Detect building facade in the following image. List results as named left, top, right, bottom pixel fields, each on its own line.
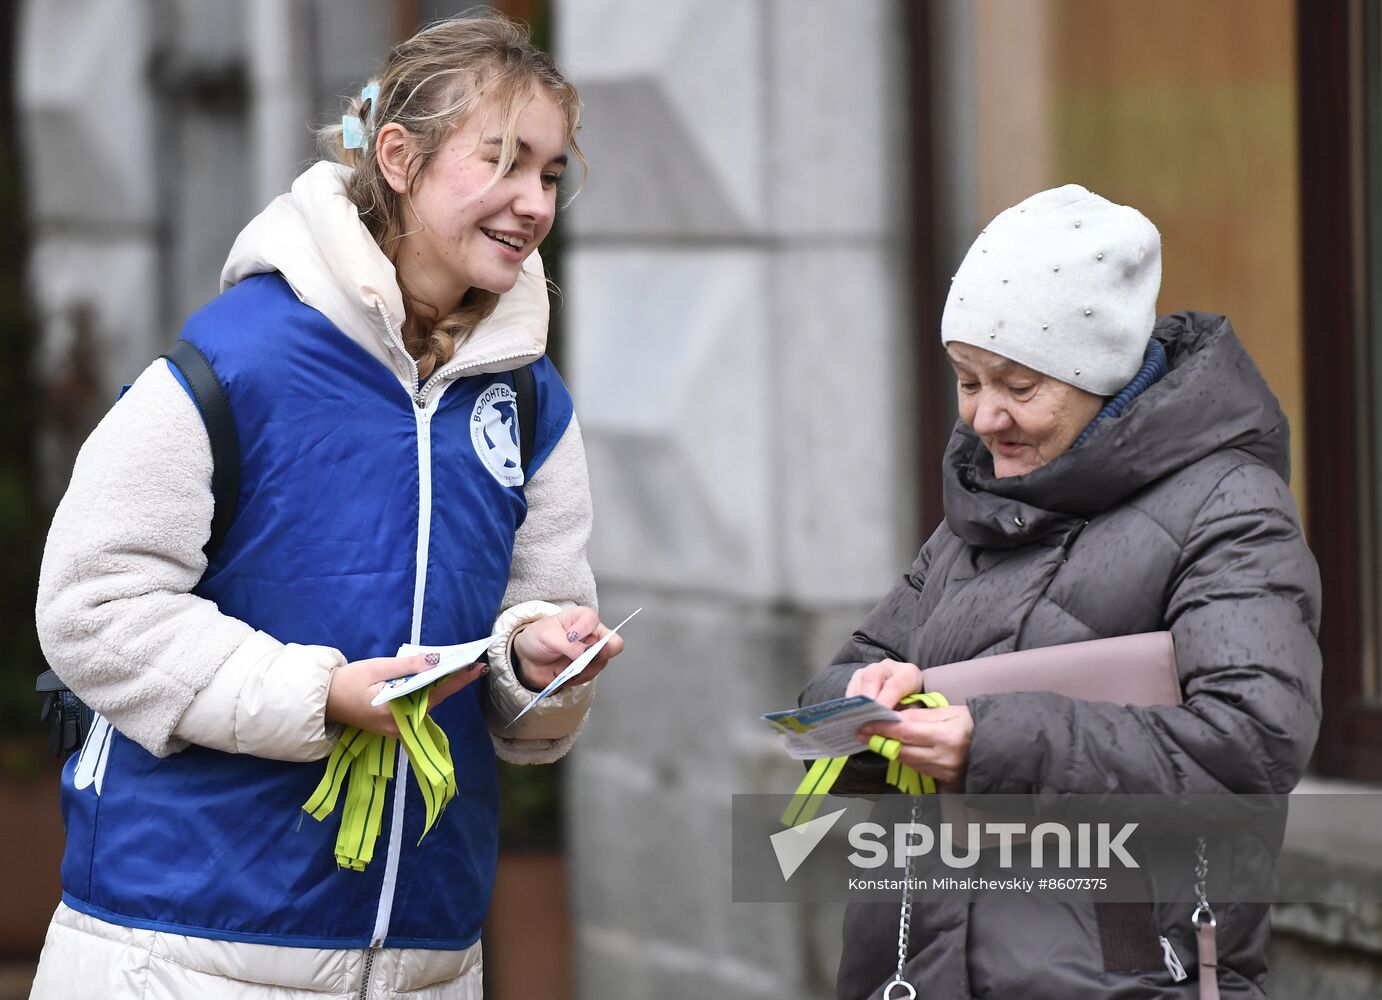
left=16, top=1, right=1382, bottom=997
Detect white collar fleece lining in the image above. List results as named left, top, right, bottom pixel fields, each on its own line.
left=220, top=161, right=549, bottom=389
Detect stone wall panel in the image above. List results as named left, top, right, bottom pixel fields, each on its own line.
left=767, top=0, right=902, bottom=237
left=561, top=2, right=908, bottom=996
left=558, top=0, right=765, bottom=238
left=773, top=245, right=916, bottom=603
left=568, top=248, right=778, bottom=597
left=19, top=0, right=156, bottom=227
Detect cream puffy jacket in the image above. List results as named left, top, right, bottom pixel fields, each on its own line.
left=31, top=161, right=598, bottom=998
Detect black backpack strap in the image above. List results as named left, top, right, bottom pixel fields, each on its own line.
left=37, top=672, right=92, bottom=757
left=160, top=339, right=240, bottom=559
left=38, top=340, right=240, bottom=757
left=512, top=363, right=537, bottom=478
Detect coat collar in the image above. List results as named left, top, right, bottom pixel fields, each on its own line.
left=942, top=312, right=1291, bottom=548
left=220, top=161, right=548, bottom=390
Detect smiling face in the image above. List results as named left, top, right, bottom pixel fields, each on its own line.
left=385, top=89, right=567, bottom=316
left=947, top=342, right=1105, bottom=478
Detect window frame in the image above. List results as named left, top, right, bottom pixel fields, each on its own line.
left=907, top=1, right=954, bottom=539
left=1299, top=0, right=1382, bottom=780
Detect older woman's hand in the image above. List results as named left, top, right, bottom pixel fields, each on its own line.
left=845, top=658, right=925, bottom=708
left=846, top=659, right=975, bottom=784
left=857, top=706, right=975, bottom=787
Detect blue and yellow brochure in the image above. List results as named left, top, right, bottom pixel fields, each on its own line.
left=762, top=695, right=900, bottom=760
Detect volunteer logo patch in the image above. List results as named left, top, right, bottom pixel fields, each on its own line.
left=471, top=382, right=524, bottom=486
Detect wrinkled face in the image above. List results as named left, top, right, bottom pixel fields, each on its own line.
left=398, top=91, right=567, bottom=311
left=947, top=342, right=1105, bottom=478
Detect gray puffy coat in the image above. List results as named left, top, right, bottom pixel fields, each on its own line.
left=801, top=313, right=1322, bottom=999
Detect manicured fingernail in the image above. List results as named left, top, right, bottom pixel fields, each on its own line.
left=566, top=630, right=581, bottom=643
left=425, top=653, right=440, bottom=666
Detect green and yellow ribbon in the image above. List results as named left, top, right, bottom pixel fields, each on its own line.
left=302, top=688, right=457, bottom=871
left=782, top=691, right=950, bottom=828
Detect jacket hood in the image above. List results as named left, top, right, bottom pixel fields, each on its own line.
left=221, top=161, right=549, bottom=388
left=942, top=311, right=1290, bottom=547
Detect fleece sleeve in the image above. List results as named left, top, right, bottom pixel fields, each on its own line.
left=963, top=461, right=1323, bottom=796
left=484, top=414, right=600, bottom=765
left=35, top=360, right=344, bottom=761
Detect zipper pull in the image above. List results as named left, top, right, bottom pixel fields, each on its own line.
left=1159, top=935, right=1188, bottom=982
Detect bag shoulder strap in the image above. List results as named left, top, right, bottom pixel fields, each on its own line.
left=161, top=339, right=240, bottom=559
left=512, top=362, right=537, bottom=478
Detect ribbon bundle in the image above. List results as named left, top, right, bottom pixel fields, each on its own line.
left=782, top=690, right=950, bottom=828
left=302, top=688, right=457, bottom=871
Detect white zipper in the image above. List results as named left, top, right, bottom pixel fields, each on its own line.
left=1147, top=869, right=1188, bottom=983
left=416, top=346, right=539, bottom=406
left=361, top=303, right=534, bottom=950
left=374, top=300, right=538, bottom=408
left=410, top=405, right=435, bottom=630
left=374, top=302, right=421, bottom=402
left=1159, top=935, right=1188, bottom=982
left=365, top=303, right=449, bottom=950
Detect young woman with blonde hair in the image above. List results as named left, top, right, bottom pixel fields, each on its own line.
left=32, top=13, right=617, bottom=998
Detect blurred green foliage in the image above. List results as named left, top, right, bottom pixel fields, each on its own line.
left=496, top=757, right=564, bottom=850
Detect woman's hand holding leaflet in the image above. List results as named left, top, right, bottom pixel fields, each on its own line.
left=846, top=658, right=924, bottom=707
left=847, top=658, right=975, bottom=786
left=326, top=654, right=487, bottom=737
left=511, top=605, right=625, bottom=692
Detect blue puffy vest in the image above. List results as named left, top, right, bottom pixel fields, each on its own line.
left=58, top=273, right=573, bottom=950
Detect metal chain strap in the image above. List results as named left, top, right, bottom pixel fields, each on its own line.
left=1191, top=834, right=1215, bottom=929
left=884, top=798, right=921, bottom=1000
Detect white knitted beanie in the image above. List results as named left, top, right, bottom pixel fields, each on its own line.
left=940, top=184, right=1162, bottom=395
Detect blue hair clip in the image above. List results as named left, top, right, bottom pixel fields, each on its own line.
left=342, top=115, right=365, bottom=149
left=361, top=83, right=380, bottom=121
left=342, top=83, right=381, bottom=151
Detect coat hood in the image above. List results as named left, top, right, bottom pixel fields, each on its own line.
left=221, top=161, right=549, bottom=388
left=942, top=311, right=1290, bottom=548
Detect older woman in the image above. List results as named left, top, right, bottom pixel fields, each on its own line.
left=801, top=185, right=1321, bottom=999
